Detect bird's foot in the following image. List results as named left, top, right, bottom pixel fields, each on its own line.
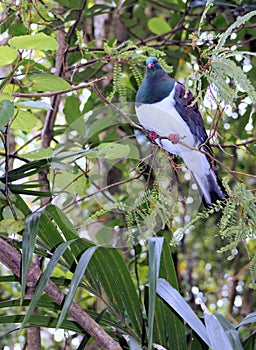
left=168, top=133, right=179, bottom=144
left=149, top=131, right=158, bottom=142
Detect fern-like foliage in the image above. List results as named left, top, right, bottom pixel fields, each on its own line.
left=175, top=183, right=256, bottom=285
left=189, top=10, right=256, bottom=106
left=216, top=10, right=256, bottom=49
left=103, top=40, right=172, bottom=102
left=84, top=166, right=175, bottom=246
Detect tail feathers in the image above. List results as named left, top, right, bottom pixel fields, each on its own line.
left=192, top=170, right=227, bottom=208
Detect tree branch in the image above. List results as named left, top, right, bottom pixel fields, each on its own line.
left=11, top=77, right=107, bottom=98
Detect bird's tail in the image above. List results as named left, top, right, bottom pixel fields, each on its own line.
left=192, top=169, right=227, bottom=208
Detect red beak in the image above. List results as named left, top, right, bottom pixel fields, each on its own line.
left=148, top=62, right=154, bottom=69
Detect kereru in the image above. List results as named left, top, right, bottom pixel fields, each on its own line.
left=135, top=57, right=227, bottom=207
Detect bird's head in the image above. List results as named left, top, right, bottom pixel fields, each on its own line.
left=146, top=57, right=162, bottom=72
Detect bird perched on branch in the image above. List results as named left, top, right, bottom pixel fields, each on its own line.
left=135, top=57, right=227, bottom=207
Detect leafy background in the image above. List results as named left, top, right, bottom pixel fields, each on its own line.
left=0, top=0, right=255, bottom=349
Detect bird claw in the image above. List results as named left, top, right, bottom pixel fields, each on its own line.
left=149, top=131, right=158, bottom=142
left=168, top=133, right=179, bottom=144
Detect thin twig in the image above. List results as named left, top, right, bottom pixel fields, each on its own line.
left=2, top=124, right=18, bottom=219
left=11, top=77, right=107, bottom=98
left=93, top=85, right=144, bottom=132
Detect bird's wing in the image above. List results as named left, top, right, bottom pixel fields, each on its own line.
left=173, top=82, right=208, bottom=146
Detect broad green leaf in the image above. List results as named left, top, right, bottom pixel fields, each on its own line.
left=156, top=278, right=210, bottom=347
left=0, top=100, right=14, bottom=128
left=11, top=109, right=38, bottom=132
left=225, top=330, right=244, bottom=350
left=9, top=33, right=58, bottom=50
left=46, top=205, right=79, bottom=240
left=21, top=239, right=77, bottom=330
left=154, top=240, right=186, bottom=349
left=0, top=94, right=13, bottom=102
left=38, top=212, right=65, bottom=251
left=5, top=159, right=50, bottom=182
left=237, top=311, right=256, bottom=327
left=25, top=74, right=70, bottom=92
left=148, top=237, right=164, bottom=350
left=124, top=335, right=143, bottom=350
left=98, top=142, right=130, bottom=159
left=243, top=331, right=256, bottom=350
left=1, top=315, right=84, bottom=334
left=8, top=184, right=51, bottom=197
left=204, top=313, right=233, bottom=350
left=72, top=172, right=88, bottom=197
left=0, top=46, right=18, bottom=66
left=83, top=246, right=143, bottom=337
left=87, top=114, right=119, bottom=139
left=21, top=148, right=54, bottom=159
left=148, top=17, right=171, bottom=35
left=45, top=205, right=81, bottom=266
left=21, top=211, right=42, bottom=300
left=0, top=218, right=25, bottom=234
left=63, top=95, right=82, bottom=124
left=57, top=246, right=98, bottom=328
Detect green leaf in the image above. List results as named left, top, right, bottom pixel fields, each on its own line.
left=25, top=74, right=70, bottom=92
left=0, top=46, right=18, bottom=66
left=0, top=100, right=14, bottom=127
left=148, top=17, right=171, bottom=35
left=0, top=315, right=85, bottom=334
left=83, top=246, right=144, bottom=337
left=4, top=159, right=50, bottom=182
left=45, top=205, right=81, bottom=266
left=57, top=246, right=98, bottom=328
left=38, top=212, right=65, bottom=251
left=243, top=331, right=256, bottom=350
left=125, top=335, right=143, bottom=350
left=156, top=278, right=210, bottom=347
left=21, top=148, right=54, bottom=159
left=98, top=142, right=130, bottom=159
left=63, top=95, right=82, bottom=124
left=204, top=313, right=233, bottom=350
left=148, top=237, right=164, bottom=350
left=72, top=172, right=88, bottom=197
left=0, top=94, right=13, bottom=102
left=237, top=311, right=256, bottom=327
left=21, top=211, right=42, bottom=300
left=154, top=240, right=186, bottom=349
left=0, top=219, right=25, bottom=234
left=9, top=33, right=58, bottom=50
left=21, top=239, right=77, bottom=330
left=11, top=109, right=38, bottom=132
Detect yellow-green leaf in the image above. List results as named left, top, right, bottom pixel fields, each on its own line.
left=148, top=17, right=171, bottom=35
left=98, top=143, right=130, bottom=159
left=0, top=46, right=18, bottom=66
left=0, top=219, right=25, bottom=234
left=25, top=74, right=70, bottom=92
left=72, top=172, right=87, bottom=197
left=0, top=94, right=13, bottom=102
left=21, top=148, right=53, bottom=159
left=9, top=33, right=58, bottom=50
left=12, top=109, right=37, bottom=132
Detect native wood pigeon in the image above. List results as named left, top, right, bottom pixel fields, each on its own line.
left=135, top=57, right=227, bottom=207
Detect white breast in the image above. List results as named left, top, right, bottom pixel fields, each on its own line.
left=135, top=85, right=211, bottom=176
